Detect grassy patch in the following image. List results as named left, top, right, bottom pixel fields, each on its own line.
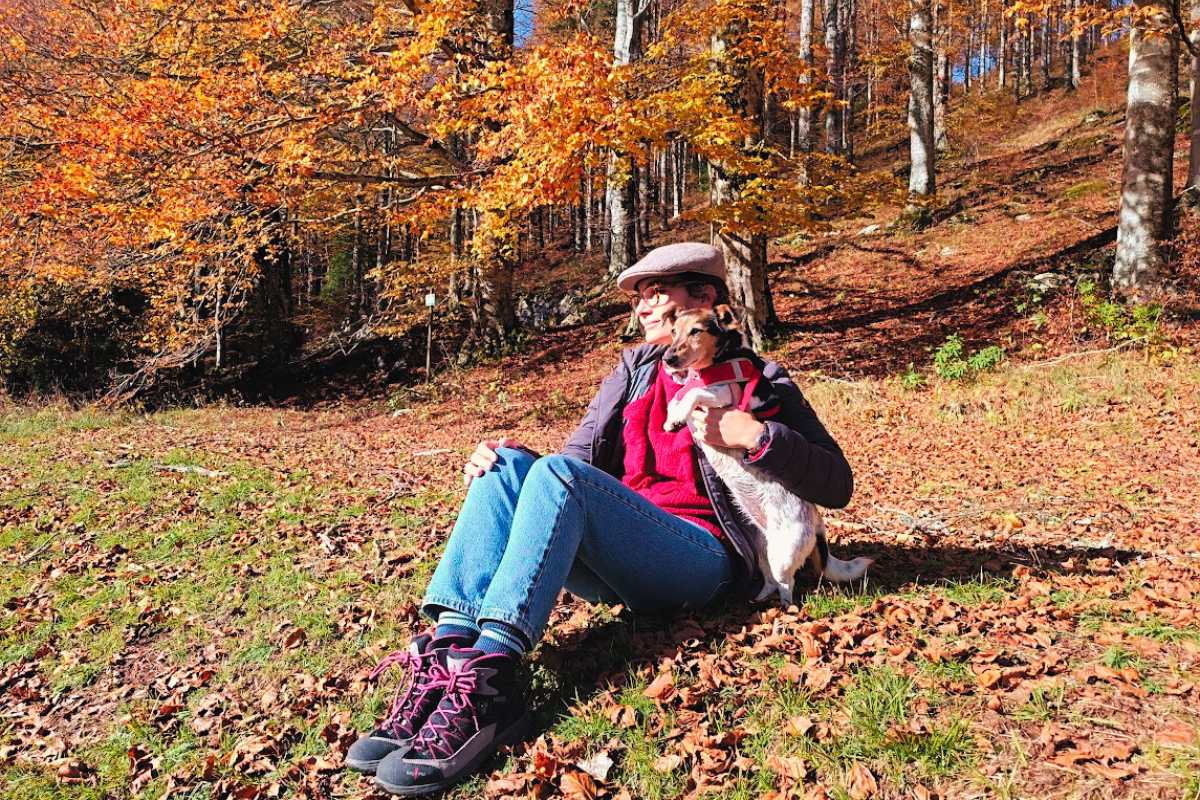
left=1061, top=179, right=1108, bottom=201
left=940, top=576, right=1013, bottom=606
left=803, top=587, right=881, bottom=619
left=1012, top=684, right=1066, bottom=722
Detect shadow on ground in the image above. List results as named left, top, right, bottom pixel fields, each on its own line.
left=523, top=536, right=1140, bottom=739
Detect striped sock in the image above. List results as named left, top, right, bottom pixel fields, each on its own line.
left=434, top=610, right=480, bottom=643
left=474, top=620, right=529, bottom=658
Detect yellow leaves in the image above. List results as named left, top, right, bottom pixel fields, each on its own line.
left=6, top=31, right=27, bottom=57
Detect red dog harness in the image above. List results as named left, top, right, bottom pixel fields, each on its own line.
left=673, top=357, right=780, bottom=417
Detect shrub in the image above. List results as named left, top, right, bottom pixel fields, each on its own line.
left=1077, top=278, right=1163, bottom=344
left=900, top=362, right=924, bottom=391
left=932, top=334, right=1004, bottom=382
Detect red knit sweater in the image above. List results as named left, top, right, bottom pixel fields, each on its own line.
left=620, top=363, right=722, bottom=539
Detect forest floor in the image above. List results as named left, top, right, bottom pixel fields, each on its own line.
left=3, top=54, right=1200, bottom=800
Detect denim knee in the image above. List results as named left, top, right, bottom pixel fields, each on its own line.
left=493, top=446, right=537, bottom=474
left=469, top=446, right=535, bottom=488
left=523, top=453, right=584, bottom=489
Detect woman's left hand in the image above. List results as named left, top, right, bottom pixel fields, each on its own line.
left=689, top=407, right=765, bottom=451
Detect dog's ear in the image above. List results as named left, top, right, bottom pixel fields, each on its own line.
left=713, top=304, right=739, bottom=330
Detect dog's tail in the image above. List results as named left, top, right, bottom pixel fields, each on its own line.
left=807, top=529, right=874, bottom=583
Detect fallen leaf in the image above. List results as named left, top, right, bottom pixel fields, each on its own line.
left=767, top=754, right=807, bottom=781
left=976, top=668, right=1002, bottom=688
left=654, top=753, right=683, bottom=772
left=788, top=715, right=815, bottom=737
left=643, top=671, right=675, bottom=699
left=847, top=762, right=878, bottom=799
left=805, top=666, right=833, bottom=692
left=560, top=770, right=598, bottom=800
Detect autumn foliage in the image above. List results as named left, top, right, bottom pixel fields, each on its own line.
left=0, top=0, right=1193, bottom=395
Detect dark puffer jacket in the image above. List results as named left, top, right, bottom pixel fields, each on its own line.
left=561, top=343, right=854, bottom=596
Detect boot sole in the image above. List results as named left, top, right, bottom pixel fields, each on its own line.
left=374, top=712, right=533, bottom=796
left=346, top=738, right=415, bottom=775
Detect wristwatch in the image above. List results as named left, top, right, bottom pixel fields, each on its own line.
left=745, top=424, right=771, bottom=458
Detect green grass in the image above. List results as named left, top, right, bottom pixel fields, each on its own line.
left=1012, top=684, right=1066, bottom=722
left=1061, top=179, right=1108, bottom=201
left=940, top=575, right=1013, bottom=606
left=1127, top=616, right=1200, bottom=644
left=1100, top=645, right=1141, bottom=670
left=0, top=404, right=441, bottom=800
left=803, top=587, right=881, bottom=619
left=917, top=657, right=973, bottom=685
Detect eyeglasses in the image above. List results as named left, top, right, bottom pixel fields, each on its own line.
left=628, top=281, right=680, bottom=309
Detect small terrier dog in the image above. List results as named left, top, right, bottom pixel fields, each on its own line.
left=663, top=305, right=872, bottom=605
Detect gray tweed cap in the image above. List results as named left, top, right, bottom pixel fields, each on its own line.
left=616, top=242, right=726, bottom=292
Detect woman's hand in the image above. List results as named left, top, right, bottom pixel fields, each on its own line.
left=689, top=407, right=765, bottom=451
left=463, top=437, right=524, bottom=487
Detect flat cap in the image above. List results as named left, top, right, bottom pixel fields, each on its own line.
left=616, top=242, right=726, bottom=292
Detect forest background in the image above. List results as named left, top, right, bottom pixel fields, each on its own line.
left=0, top=0, right=1196, bottom=398
left=2, top=0, right=1200, bottom=798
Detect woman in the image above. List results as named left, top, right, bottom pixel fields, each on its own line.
left=347, top=242, right=854, bottom=796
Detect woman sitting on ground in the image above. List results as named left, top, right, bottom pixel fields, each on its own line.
left=345, top=241, right=854, bottom=796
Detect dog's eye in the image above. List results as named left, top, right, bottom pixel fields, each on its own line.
left=689, top=328, right=702, bottom=337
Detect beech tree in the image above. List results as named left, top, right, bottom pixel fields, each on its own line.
left=1113, top=0, right=1178, bottom=295
left=908, top=0, right=936, bottom=197
left=796, top=0, right=817, bottom=168
left=710, top=10, right=771, bottom=347
left=606, top=0, right=645, bottom=278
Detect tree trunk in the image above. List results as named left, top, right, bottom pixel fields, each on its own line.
left=999, top=2, right=1008, bottom=88
left=843, top=0, right=857, bottom=162
left=606, top=0, right=643, bottom=277
left=979, top=2, right=989, bottom=90
left=825, top=0, right=845, bottom=155
left=1186, top=0, right=1200, bottom=195
left=472, top=0, right=518, bottom=345
left=796, top=0, right=816, bottom=182
left=673, top=139, right=685, bottom=218
left=711, top=20, right=772, bottom=347
left=638, top=144, right=652, bottom=244
left=1069, top=0, right=1082, bottom=89
left=933, top=0, right=948, bottom=151
left=908, top=0, right=936, bottom=196
left=1022, top=17, right=1033, bottom=96
left=1041, top=8, right=1052, bottom=87
left=1114, top=1, right=1177, bottom=295
left=965, top=24, right=973, bottom=91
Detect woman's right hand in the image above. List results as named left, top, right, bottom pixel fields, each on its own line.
left=463, top=437, right=523, bottom=487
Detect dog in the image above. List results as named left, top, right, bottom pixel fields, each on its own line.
left=662, top=305, right=873, bottom=606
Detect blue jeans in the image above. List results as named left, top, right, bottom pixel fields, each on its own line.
left=421, top=448, right=734, bottom=646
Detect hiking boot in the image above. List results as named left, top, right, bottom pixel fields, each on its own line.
left=345, top=631, right=468, bottom=774
left=374, top=645, right=533, bottom=796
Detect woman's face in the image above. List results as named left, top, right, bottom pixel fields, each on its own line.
left=634, top=279, right=715, bottom=346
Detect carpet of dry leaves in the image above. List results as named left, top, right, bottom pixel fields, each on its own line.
left=2, top=341, right=1199, bottom=799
